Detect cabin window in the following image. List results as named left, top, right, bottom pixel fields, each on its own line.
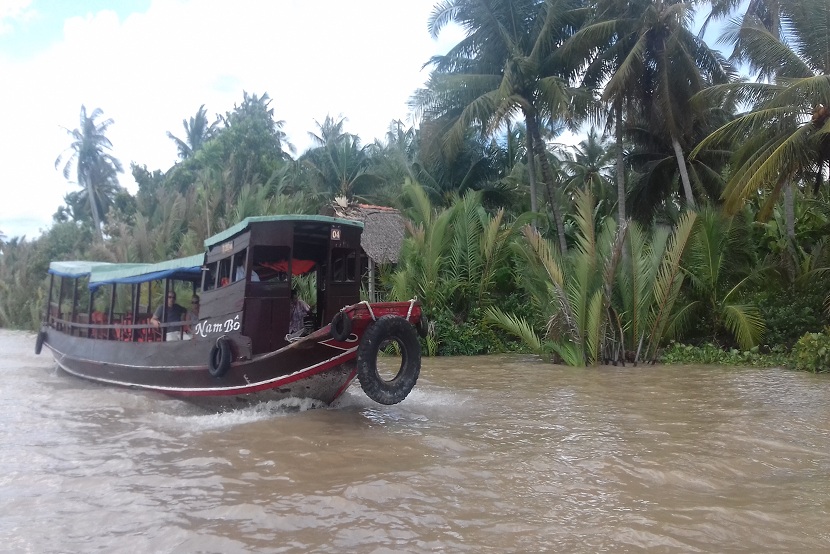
left=218, top=257, right=232, bottom=287
left=331, top=248, right=357, bottom=282
left=202, top=261, right=218, bottom=291
left=252, top=246, right=291, bottom=282
left=232, top=249, right=248, bottom=282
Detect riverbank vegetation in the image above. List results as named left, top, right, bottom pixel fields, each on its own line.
left=1, top=0, right=829, bottom=371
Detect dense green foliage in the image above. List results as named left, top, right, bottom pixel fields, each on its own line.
left=758, top=287, right=827, bottom=349
left=659, top=341, right=790, bottom=368
left=791, top=329, right=830, bottom=373
left=2, top=1, right=830, bottom=374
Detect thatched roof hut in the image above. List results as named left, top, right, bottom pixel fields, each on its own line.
left=322, top=200, right=406, bottom=264
left=321, top=199, right=407, bottom=301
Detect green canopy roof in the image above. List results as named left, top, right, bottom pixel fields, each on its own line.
left=89, top=254, right=205, bottom=287
left=204, top=214, right=363, bottom=248
left=49, top=261, right=117, bottom=278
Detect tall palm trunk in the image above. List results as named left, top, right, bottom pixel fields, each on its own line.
left=526, top=131, right=539, bottom=215
left=83, top=170, right=104, bottom=240
left=813, top=153, right=826, bottom=195
left=784, top=181, right=795, bottom=240
left=615, top=103, right=626, bottom=224
left=88, top=194, right=103, bottom=239
left=526, top=114, right=568, bottom=254
left=671, top=136, right=695, bottom=207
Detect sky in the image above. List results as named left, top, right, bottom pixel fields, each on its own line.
left=0, top=0, right=467, bottom=241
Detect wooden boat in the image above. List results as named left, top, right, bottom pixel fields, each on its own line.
left=35, top=215, right=425, bottom=409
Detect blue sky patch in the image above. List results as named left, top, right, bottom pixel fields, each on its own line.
left=0, top=0, right=150, bottom=59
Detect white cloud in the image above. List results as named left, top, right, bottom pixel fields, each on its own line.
left=0, top=0, right=465, bottom=240
left=0, top=0, right=34, bottom=36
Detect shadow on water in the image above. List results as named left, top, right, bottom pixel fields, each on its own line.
left=3, top=330, right=830, bottom=553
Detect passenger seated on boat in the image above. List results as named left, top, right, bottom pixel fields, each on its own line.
left=285, top=289, right=311, bottom=342
left=183, top=295, right=199, bottom=340
left=150, top=292, right=188, bottom=341
left=91, top=311, right=107, bottom=339
left=234, top=265, right=260, bottom=282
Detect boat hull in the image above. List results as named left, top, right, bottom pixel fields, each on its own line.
left=43, top=327, right=361, bottom=407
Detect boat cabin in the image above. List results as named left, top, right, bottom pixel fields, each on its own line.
left=199, top=215, right=363, bottom=353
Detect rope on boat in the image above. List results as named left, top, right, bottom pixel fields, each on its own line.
left=356, top=301, right=377, bottom=321
left=406, top=297, right=418, bottom=321
left=356, top=297, right=418, bottom=322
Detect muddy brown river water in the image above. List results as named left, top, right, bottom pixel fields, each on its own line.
left=2, top=329, right=829, bottom=552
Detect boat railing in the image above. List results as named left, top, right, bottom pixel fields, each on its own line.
left=47, top=313, right=191, bottom=342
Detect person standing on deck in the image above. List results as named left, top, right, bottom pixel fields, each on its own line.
left=288, top=289, right=310, bottom=335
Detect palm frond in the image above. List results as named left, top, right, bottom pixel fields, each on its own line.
left=722, top=303, right=765, bottom=350
left=485, top=307, right=546, bottom=358
left=551, top=340, right=584, bottom=367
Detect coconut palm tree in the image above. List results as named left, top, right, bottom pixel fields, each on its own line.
left=562, top=127, right=615, bottom=212
left=625, top=104, right=734, bottom=222
left=562, top=0, right=642, bottom=224
left=693, top=0, right=830, bottom=220
left=59, top=156, right=123, bottom=229
left=167, top=104, right=217, bottom=160
left=365, top=120, right=421, bottom=199
left=412, top=0, right=590, bottom=254
left=569, top=0, right=733, bottom=214
left=299, top=132, right=382, bottom=202
left=703, top=0, right=796, bottom=236
left=55, top=105, right=124, bottom=240
left=703, top=0, right=784, bottom=82
left=413, top=121, right=505, bottom=206
left=297, top=115, right=387, bottom=201
left=307, top=114, right=350, bottom=149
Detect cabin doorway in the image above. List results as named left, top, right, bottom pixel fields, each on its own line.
left=243, top=245, right=291, bottom=355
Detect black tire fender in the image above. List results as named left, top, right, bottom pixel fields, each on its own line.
left=34, top=330, right=45, bottom=355
left=208, top=337, right=232, bottom=378
left=330, top=311, right=352, bottom=341
left=416, top=313, right=429, bottom=339
left=356, top=315, right=421, bottom=405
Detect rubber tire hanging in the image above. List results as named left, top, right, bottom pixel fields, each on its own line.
left=330, top=311, right=352, bottom=341
left=416, top=313, right=429, bottom=338
left=356, top=315, right=421, bottom=405
left=208, top=338, right=232, bottom=378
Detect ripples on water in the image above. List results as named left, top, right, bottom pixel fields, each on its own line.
left=2, top=329, right=830, bottom=553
